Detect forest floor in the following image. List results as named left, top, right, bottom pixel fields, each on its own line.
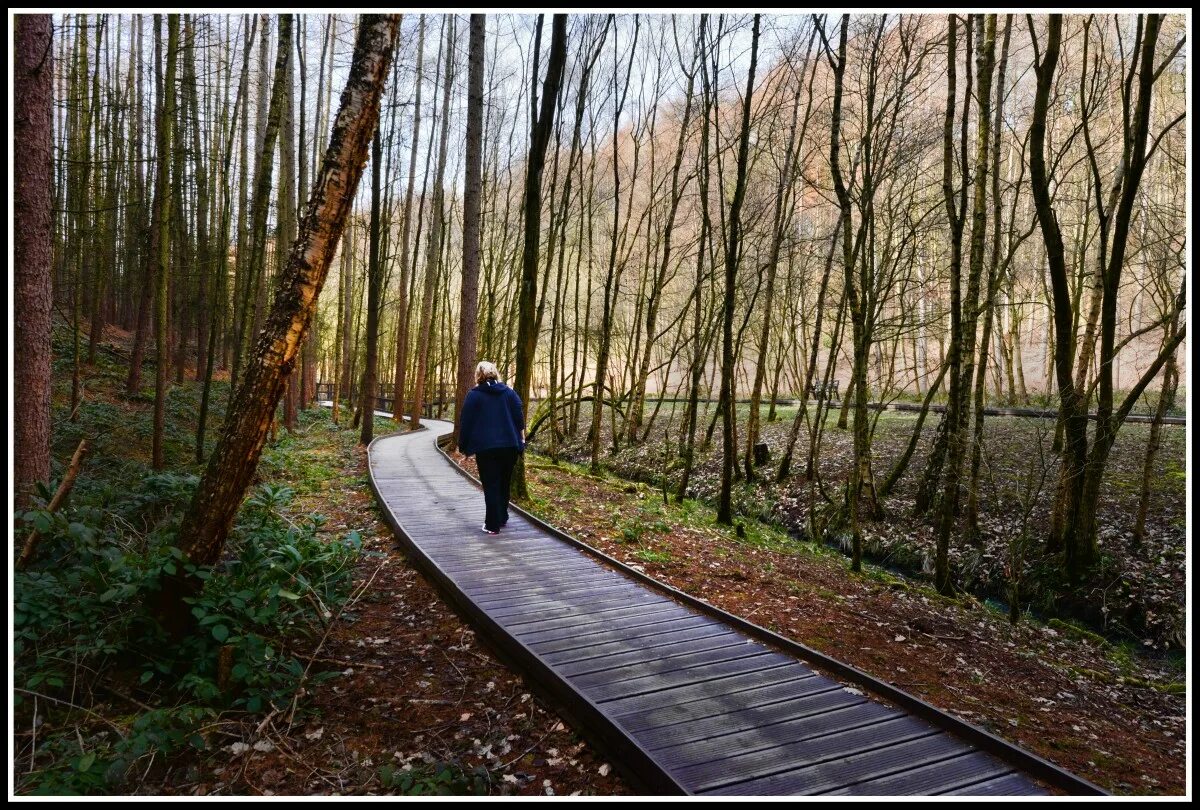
left=447, top=449, right=1186, bottom=795
left=13, top=329, right=1185, bottom=796
left=539, top=401, right=1187, bottom=651
left=14, top=326, right=627, bottom=797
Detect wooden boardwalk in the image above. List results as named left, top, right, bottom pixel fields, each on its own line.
left=366, top=418, right=1103, bottom=796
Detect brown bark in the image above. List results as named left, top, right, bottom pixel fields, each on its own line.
left=156, top=14, right=400, bottom=636
left=279, top=25, right=298, bottom=431
left=15, top=13, right=54, bottom=509
left=453, top=14, right=486, bottom=447
left=965, top=15, right=1011, bottom=539
left=198, top=14, right=255, bottom=463
left=744, top=28, right=814, bottom=480
left=1031, top=14, right=1177, bottom=578
left=16, top=440, right=89, bottom=571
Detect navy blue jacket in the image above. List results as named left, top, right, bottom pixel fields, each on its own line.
left=458, top=380, right=525, bottom=456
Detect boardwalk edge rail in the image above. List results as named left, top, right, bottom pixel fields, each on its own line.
left=427, top=431, right=1107, bottom=797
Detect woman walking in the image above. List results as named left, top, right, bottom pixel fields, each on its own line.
left=457, top=361, right=525, bottom=534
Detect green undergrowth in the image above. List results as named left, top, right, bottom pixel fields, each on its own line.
left=524, top=452, right=893, bottom=583
left=14, top=332, right=369, bottom=795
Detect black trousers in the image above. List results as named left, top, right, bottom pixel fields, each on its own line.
left=476, top=447, right=518, bottom=531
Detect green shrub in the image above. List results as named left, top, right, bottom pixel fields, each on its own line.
left=14, top=471, right=361, bottom=794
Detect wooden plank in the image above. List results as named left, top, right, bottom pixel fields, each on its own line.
left=509, top=600, right=687, bottom=632
left=822, top=750, right=1013, bottom=795
left=635, top=682, right=855, bottom=751
left=467, top=570, right=633, bottom=600
left=611, top=671, right=823, bottom=735
left=560, top=634, right=754, bottom=679
left=544, top=625, right=742, bottom=667
left=564, top=644, right=774, bottom=692
left=472, top=580, right=642, bottom=608
left=583, top=651, right=796, bottom=704
left=488, top=592, right=668, bottom=623
left=477, top=587, right=653, bottom=616
left=950, top=771, right=1045, bottom=796
left=441, top=558, right=600, bottom=578
left=599, top=662, right=810, bottom=717
left=520, top=613, right=712, bottom=651
left=653, top=700, right=892, bottom=771
left=433, top=547, right=589, bottom=566
left=440, top=559, right=600, bottom=580
left=693, top=724, right=952, bottom=794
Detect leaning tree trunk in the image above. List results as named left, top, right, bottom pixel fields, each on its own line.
left=153, top=14, right=400, bottom=637
left=15, top=14, right=54, bottom=509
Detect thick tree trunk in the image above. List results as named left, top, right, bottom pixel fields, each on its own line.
left=15, top=13, right=55, bottom=509
left=156, top=14, right=400, bottom=637
left=931, top=14, right=972, bottom=590
left=453, top=14, right=486, bottom=447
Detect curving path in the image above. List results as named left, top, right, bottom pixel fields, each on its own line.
left=365, top=417, right=1103, bottom=796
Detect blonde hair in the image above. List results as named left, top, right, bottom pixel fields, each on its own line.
left=475, top=360, right=500, bottom=384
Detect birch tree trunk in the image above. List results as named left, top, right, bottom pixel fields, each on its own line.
left=155, top=14, right=400, bottom=636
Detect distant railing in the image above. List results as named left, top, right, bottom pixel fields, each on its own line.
left=315, top=382, right=1183, bottom=427
left=316, top=382, right=450, bottom=420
